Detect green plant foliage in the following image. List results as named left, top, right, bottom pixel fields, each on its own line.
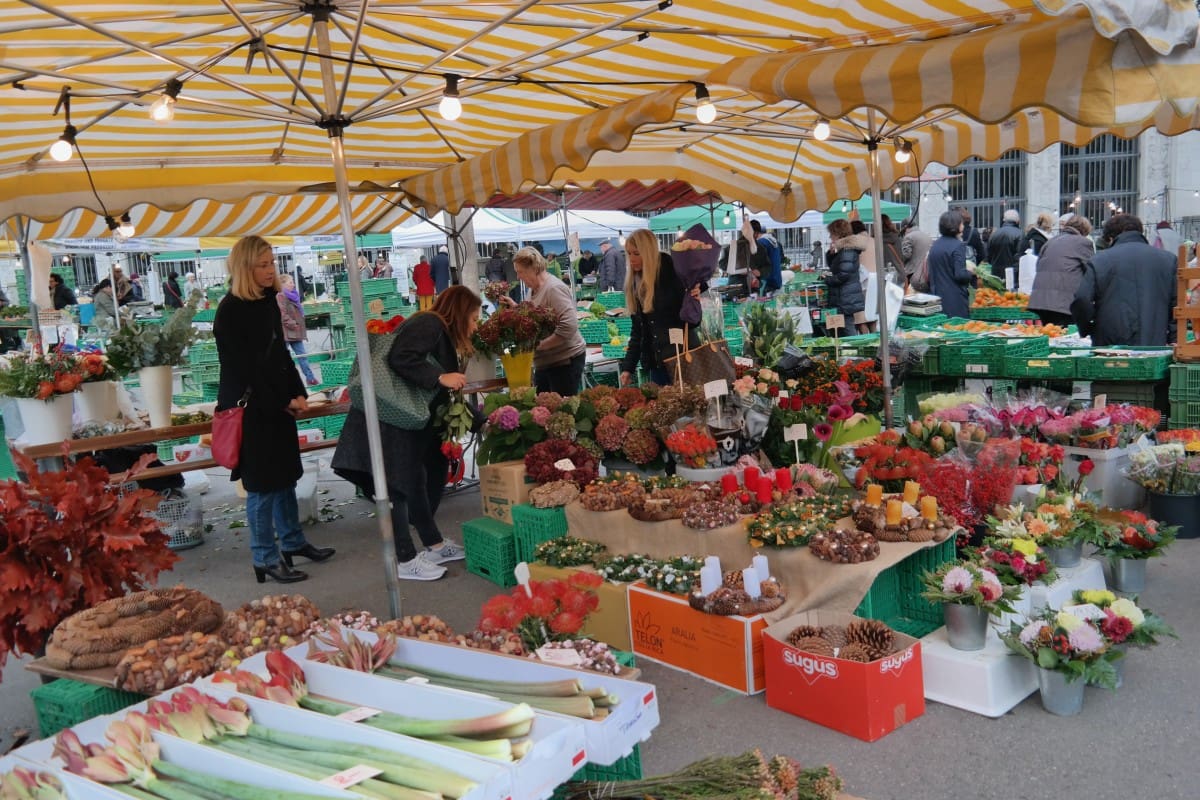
left=743, top=303, right=795, bottom=368
left=106, top=297, right=199, bottom=374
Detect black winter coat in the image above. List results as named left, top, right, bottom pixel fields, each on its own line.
left=619, top=254, right=700, bottom=375
left=824, top=246, right=865, bottom=316
left=1071, top=231, right=1178, bottom=346
left=331, top=312, right=459, bottom=494
left=987, top=221, right=1024, bottom=273
left=214, top=288, right=306, bottom=492
left=928, top=235, right=973, bottom=320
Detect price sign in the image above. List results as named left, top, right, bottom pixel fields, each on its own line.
left=553, top=458, right=577, bottom=471
left=824, top=313, right=845, bottom=330
left=779, top=390, right=789, bottom=399
left=704, top=379, right=728, bottom=399
left=536, top=646, right=584, bottom=666
left=784, top=424, right=808, bottom=442
left=668, top=328, right=685, bottom=345
left=322, top=765, right=383, bottom=789
left=1093, top=393, right=1107, bottom=410
left=336, top=706, right=383, bottom=722
left=1061, top=603, right=1105, bottom=621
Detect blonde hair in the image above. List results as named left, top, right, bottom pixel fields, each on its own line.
left=512, top=246, right=547, bottom=275
left=228, top=235, right=278, bottom=301
left=624, top=229, right=661, bottom=314
left=1036, top=212, right=1054, bottom=231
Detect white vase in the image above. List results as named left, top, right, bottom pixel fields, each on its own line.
left=990, top=585, right=1032, bottom=632
left=139, top=365, right=175, bottom=429
left=15, top=394, right=75, bottom=446
left=76, top=380, right=119, bottom=423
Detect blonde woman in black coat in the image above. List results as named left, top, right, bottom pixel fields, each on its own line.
left=214, top=236, right=334, bottom=584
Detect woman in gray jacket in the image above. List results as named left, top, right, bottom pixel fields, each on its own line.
left=1028, top=215, right=1094, bottom=327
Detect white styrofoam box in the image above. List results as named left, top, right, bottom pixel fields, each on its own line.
left=920, top=627, right=1037, bottom=718
left=182, top=468, right=211, bottom=494
left=1060, top=444, right=1143, bottom=510
left=16, top=708, right=357, bottom=799
left=303, top=628, right=660, bottom=767
left=1028, top=558, right=1106, bottom=612
left=295, top=460, right=321, bottom=522
left=0, top=753, right=128, bottom=800
left=200, top=687, right=516, bottom=800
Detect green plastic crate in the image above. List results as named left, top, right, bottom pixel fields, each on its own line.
left=897, top=313, right=948, bottom=330
left=319, top=359, right=357, bottom=386
left=200, top=383, right=220, bottom=402
left=189, top=362, right=221, bottom=385
left=596, top=291, right=626, bottom=309
left=1075, top=348, right=1173, bottom=382
left=1091, top=381, right=1159, bottom=409
left=187, top=340, right=218, bottom=364
left=854, top=537, right=957, bottom=638
left=334, top=278, right=397, bottom=299
left=193, top=308, right=216, bottom=323
left=600, top=344, right=627, bottom=359
left=554, top=745, right=643, bottom=798
left=613, top=317, right=632, bottom=336
left=172, top=392, right=203, bottom=406
left=31, top=679, right=144, bottom=738
left=612, top=649, right=637, bottom=669
left=463, top=517, right=518, bottom=587
left=511, top=504, right=569, bottom=563
left=1169, top=363, right=1200, bottom=401
left=0, top=418, right=17, bottom=480
left=155, top=436, right=193, bottom=462
left=1004, top=351, right=1082, bottom=379
left=969, top=307, right=1039, bottom=322
left=1169, top=400, right=1200, bottom=429
left=580, top=320, right=610, bottom=344
left=322, top=412, right=348, bottom=439
left=939, top=336, right=1049, bottom=377
left=307, top=352, right=332, bottom=363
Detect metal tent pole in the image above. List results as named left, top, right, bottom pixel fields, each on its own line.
left=867, top=109, right=894, bottom=428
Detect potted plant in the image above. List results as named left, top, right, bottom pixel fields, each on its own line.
left=664, top=423, right=719, bottom=480
left=74, top=350, right=121, bottom=423
left=0, top=449, right=179, bottom=678
left=105, top=299, right=199, bottom=428
left=1000, top=607, right=1120, bottom=715
left=921, top=560, right=1019, bottom=651
left=1091, top=510, right=1176, bottom=593
left=971, top=537, right=1056, bottom=631
left=0, top=349, right=82, bottom=445
left=471, top=302, right=558, bottom=389
left=1070, top=590, right=1176, bottom=688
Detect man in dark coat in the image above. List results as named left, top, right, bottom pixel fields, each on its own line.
left=49, top=273, right=77, bottom=309
left=987, top=209, right=1024, bottom=274
left=430, top=245, right=452, bottom=293
left=1071, top=214, right=1177, bottom=346
left=928, top=211, right=975, bottom=320
left=598, top=240, right=625, bottom=291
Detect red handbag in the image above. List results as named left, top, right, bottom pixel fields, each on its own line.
left=211, top=391, right=249, bottom=470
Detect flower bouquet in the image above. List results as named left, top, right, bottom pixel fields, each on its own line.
left=973, top=537, right=1056, bottom=587
left=1125, top=442, right=1200, bottom=495
left=671, top=223, right=719, bottom=327
left=477, top=571, right=603, bottom=651
left=921, top=561, right=1019, bottom=615
left=1015, top=438, right=1065, bottom=487
left=1001, top=607, right=1120, bottom=691
left=482, top=280, right=511, bottom=304
left=1069, top=590, right=1176, bottom=649
left=472, top=302, right=559, bottom=357
left=1094, top=509, right=1176, bottom=560
left=0, top=349, right=83, bottom=399
left=665, top=423, right=717, bottom=469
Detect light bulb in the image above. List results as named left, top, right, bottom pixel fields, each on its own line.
left=893, top=187, right=901, bottom=195
left=945, top=193, right=953, bottom=202
left=894, top=148, right=911, bottom=164
left=696, top=99, right=716, bottom=124
left=722, top=213, right=732, bottom=225
left=49, top=137, right=73, bottom=162
left=676, top=228, right=684, bottom=239
left=438, top=94, right=462, bottom=121
left=618, top=234, right=626, bottom=246
left=841, top=200, right=850, bottom=213
left=813, top=119, right=831, bottom=141
left=149, top=95, right=176, bottom=123
left=118, top=221, right=135, bottom=238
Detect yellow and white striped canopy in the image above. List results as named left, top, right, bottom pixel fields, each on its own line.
left=0, top=0, right=1193, bottom=230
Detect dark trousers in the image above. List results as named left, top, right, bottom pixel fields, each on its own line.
left=1035, top=309, right=1074, bottom=327
left=535, top=352, right=586, bottom=396
left=386, top=443, right=448, bottom=562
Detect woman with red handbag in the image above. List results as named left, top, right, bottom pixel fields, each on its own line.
left=214, top=235, right=335, bottom=584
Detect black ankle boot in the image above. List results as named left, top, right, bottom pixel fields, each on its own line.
left=281, top=543, right=336, bottom=568
left=254, top=563, right=308, bottom=584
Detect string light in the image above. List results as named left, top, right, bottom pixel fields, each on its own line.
left=676, top=228, right=684, bottom=239
left=618, top=230, right=626, bottom=246
left=438, top=75, right=462, bottom=121
left=117, top=213, right=136, bottom=238
left=693, top=83, right=716, bottom=124
left=722, top=211, right=732, bottom=225
left=813, top=118, right=831, bottom=141
left=893, top=137, right=913, bottom=164
left=841, top=200, right=850, bottom=213
left=893, top=187, right=901, bottom=196
left=944, top=192, right=953, bottom=202
left=49, top=125, right=76, bottom=162
left=149, top=79, right=183, bottom=124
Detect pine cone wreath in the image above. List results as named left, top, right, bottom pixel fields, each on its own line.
left=846, top=619, right=895, bottom=660
left=722, top=570, right=744, bottom=590
left=838, top=642, right=874, bottom=663
left=819, top=624, right=848, bottom=649
left=759, top=579, right=781, bottom=599
left=785, top=624, right=823, bottom=646
left=906, top=524, right=935, bottom=543
left=789, top=636, right=835, bottom=657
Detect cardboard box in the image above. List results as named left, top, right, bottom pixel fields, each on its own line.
left=627, top=582, right=766, bottom=695
left=172, top=443, right=211, bottom=462
left=479, top=460, right=532, bottom=524
left=529, top=563, right=632, bottom=651
left=763, top=610, right=924, bottom=742
left=296, top=427, right=325, bottom=446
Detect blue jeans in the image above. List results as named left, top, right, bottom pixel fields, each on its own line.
left=648, top=366, right=671, bottom=386
left=245, top=487, right=308, bottom=568
left=288, top=340, right=317, bottom=383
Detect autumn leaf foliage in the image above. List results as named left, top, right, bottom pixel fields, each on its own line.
left=0, top=448, right=179, bottom=680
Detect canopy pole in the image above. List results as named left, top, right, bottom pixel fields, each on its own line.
left=557, top=192, right=576, bottom=299
left=14, top=217, right=42, bottom=355
left=867, top=109, right=894, bottom=428
left=313, top=18, right=402, bottom=620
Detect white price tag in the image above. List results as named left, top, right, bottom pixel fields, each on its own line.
left=335, top=705, right=383, bottom=722
left=1061, top=603, right=1106, bottom=621
left=553, top=458, right=577, bottom=471
left=668, top=327, right=685, bottom=345
left=704, top=379, right=728, bottom=399
left=824, top=313, right=845, bottom=330
left=779, top=390, right=789, bottom=399
left=536, top=646, right=585, bottom=666
left=321, top=765, right=383, bottom=789
left=1093, top=393, right=1107, bottom=409
left=784, top=424, right=808, bottom=442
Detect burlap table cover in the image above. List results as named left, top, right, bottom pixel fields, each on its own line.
left=564, top=502, right=947, bottom=622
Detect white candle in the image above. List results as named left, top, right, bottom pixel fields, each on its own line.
left=700, top=565, right=722, bottom=596
left=752, top=554, right=770, bottom=584
left=704, top=555, right=722, bottom=573
left=743, top=567, right=762, bottom=599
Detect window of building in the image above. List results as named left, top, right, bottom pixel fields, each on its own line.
left=1060, top=135, right=1139, bottom=225
left=948, top=150, right=1027, bottom=232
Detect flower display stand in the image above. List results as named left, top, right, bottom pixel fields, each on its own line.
left=920, top=626, right=1037, bottom=717
left=1027, top=558, right=1106, bottom=611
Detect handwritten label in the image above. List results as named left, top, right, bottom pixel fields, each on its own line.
left=668, top=328, right=685, bottom=345
left=321, top=765, right=383, bottom=789
left=1061, top=603, right=1105, bottom=621
left=1093, top=393, right=1107, bottom=410
left=335, top=705, right=383, bottom=723
left=535, top=646, right=584, bottom=666
left=784, top=424, right=808, bottom=442
left=824, top=313, right=845, bottom=330
left=704, top=379, right=728, bottom=399
left=553, top=458, right=577, bottom=472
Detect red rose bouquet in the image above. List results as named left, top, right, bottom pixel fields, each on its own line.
left=478, top=571, right=603, bottom=650
left=1094, top=509, right=1177, bottom=560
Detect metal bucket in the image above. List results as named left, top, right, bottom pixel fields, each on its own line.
left=943, top=603, right=989, bottom=651
left=1045, top=541, right=1082, bottom=568
left=1147, top=491, right=1200, bottom=539
left=1112, top=558, right=1147, bottom=593
left=1037, top=668, right=1086, bottom=716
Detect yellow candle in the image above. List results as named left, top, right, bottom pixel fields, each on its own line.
left=865, top=484, right=883, bottom=506
left=921, top=496, right=939, bottom=522
left=903, top=480, right=920, bottom=506
left=886, top=499, right=903, bottom=526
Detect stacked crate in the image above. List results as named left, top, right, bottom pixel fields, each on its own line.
left=186, top=339, right=222, bottom=402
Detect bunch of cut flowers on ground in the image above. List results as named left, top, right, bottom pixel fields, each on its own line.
left=973, top=537, right=1056, bottom=586
left=478, top=571, right=603, bottom=651
left=1000, top=607, right=1120, bottom=689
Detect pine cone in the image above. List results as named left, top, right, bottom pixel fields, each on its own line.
left=759, top=580, right=781, bottom=599
left=785, top=625, right=823, bottom=646
left=820, top=624, right=848, bottom=649
left=790, top=636, right=835, bottom=657
left=907, top=524, right=935, bottom=543
left=876, top=527, right=907, bottom=543
left=846, top=619, right=895, bottom=660
left=852, top=503, right=886, bottom=534
left=722, top=570, right=744, bottom=590
left=838, top=642, right=874, bottom=662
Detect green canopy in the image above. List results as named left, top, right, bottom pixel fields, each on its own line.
left=822, top=197, right=911, bottom=224
left=646, top=204, right=740, bottom=234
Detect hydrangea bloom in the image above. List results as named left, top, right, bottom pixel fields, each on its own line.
left=941, top=566, right=974, bottom=594
left=488, top=405, right=520, bottom=431
left=545, top=411, right=576, bottom=440
left=530, top=406, right=552, bottom=426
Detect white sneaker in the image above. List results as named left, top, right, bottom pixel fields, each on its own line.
left=397, top=555, right=446, bottom=581
left=424, top=539, right=465, bottom=565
